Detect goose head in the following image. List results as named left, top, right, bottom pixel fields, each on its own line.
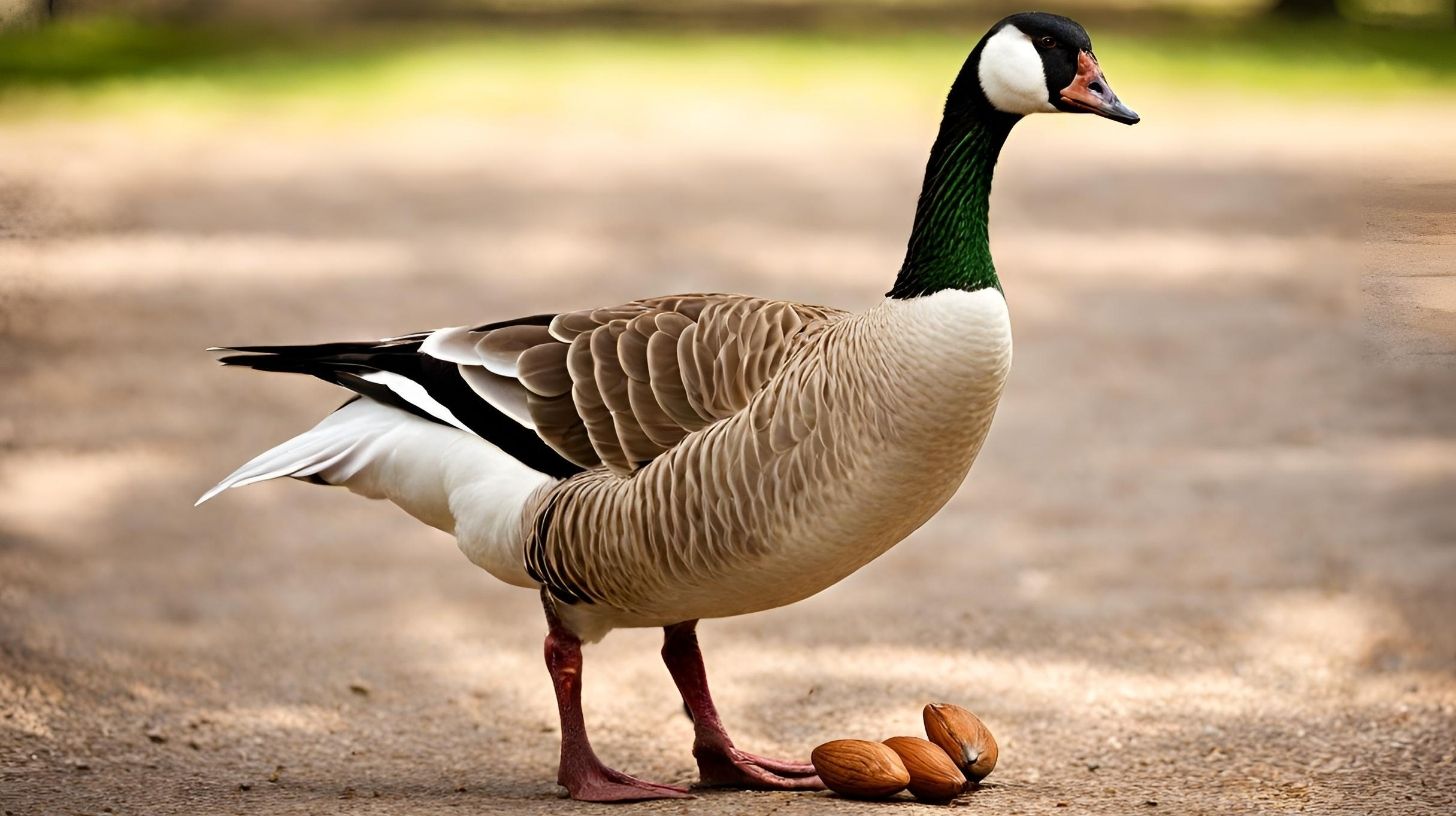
left=960, top=12, right=1139, bottom=125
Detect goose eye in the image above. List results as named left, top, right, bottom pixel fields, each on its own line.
left=1037, top=36, right=1057, bottom=49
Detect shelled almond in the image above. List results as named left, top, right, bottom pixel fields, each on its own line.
left=923, top=702, right=998, bottom=782
left=810, top=702, right=998, bottom=804
left=883, top=735, right=966, bottom=802
left=810, top=739, right=910, bottom=799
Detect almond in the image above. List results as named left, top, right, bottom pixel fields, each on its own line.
left=810, top=739, right=910, bottom=799
left=883, top=735, right=966, bottom=802
left=923, top=703, right=998, bottom=782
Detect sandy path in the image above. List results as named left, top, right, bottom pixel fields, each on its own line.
left=2, top=87, right=1454, bottom=815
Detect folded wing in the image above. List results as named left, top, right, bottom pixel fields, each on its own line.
left=216, top=294, right=846, bottom=479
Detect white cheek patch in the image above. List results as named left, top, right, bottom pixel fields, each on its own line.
left=978, top=25, right=1057, bottom=115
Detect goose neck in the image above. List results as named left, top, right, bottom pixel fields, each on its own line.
left=888, top=109, right=1017, bottom=299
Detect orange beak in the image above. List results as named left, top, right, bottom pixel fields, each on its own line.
left=1060, top=50, right=1139, bottom=125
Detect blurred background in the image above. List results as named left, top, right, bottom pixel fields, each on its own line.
left=1, top=1, right=1453, bottom=814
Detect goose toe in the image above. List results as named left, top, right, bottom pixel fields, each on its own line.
left=563, top=766, right=694, bottom=802
left=695, top=747, right=826, bottom=791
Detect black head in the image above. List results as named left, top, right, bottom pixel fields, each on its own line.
left=952, top=12, right=1139, bottom=125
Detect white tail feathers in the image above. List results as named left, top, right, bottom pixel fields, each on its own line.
left=196, top=397, right=551, bottom=589
left=195, top=398, right=405, bottom=507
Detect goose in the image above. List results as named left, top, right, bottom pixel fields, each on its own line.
left=198, top=11, right=1137, bottom=802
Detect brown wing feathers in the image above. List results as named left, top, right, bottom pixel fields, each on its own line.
left=441, top=294, right=841, bottom=478
left=219, top=296, right=841, bottom=487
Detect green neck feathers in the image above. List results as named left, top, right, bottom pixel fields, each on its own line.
left=888, top=110, right=1018, bottom=299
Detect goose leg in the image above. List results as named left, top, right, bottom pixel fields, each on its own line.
left=543, top=602, right=692, bottom=802
left=661, top=620, right=824, bottom=790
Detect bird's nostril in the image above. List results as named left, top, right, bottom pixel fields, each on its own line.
left=1088, top=81, right=1105, bottom=96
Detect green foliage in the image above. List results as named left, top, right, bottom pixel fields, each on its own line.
left=0, top=16, right=1451, bottom=121
left=1102, top=20, right=1456, bottom=94
left=0, top=18, right=279, bottom=84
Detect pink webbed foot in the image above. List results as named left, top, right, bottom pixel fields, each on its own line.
left=661, top=621, right=824, bottom=792
left=560, top=761, right=694, bottom=802
left=694, top=744, right=825, bottom=791
left=542, top=594, right=693, bottom=802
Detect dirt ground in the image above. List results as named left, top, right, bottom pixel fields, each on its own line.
left=2, top=79, right=1454, bottom=815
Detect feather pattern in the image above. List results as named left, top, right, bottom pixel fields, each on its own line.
left=525, top=295, right=846, bottom=475
left=524, top=289, right=1012, bottom=631
left=205, top=289, right=1009, bottom=641
left=211, top=296, right=841, bottom=480
left=424, top=294, right=846, bottom=477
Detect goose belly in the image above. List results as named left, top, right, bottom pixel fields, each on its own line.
left=566, top=289, right=1012, bottom=629
left=689, top=409, right=1003, bottom=621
